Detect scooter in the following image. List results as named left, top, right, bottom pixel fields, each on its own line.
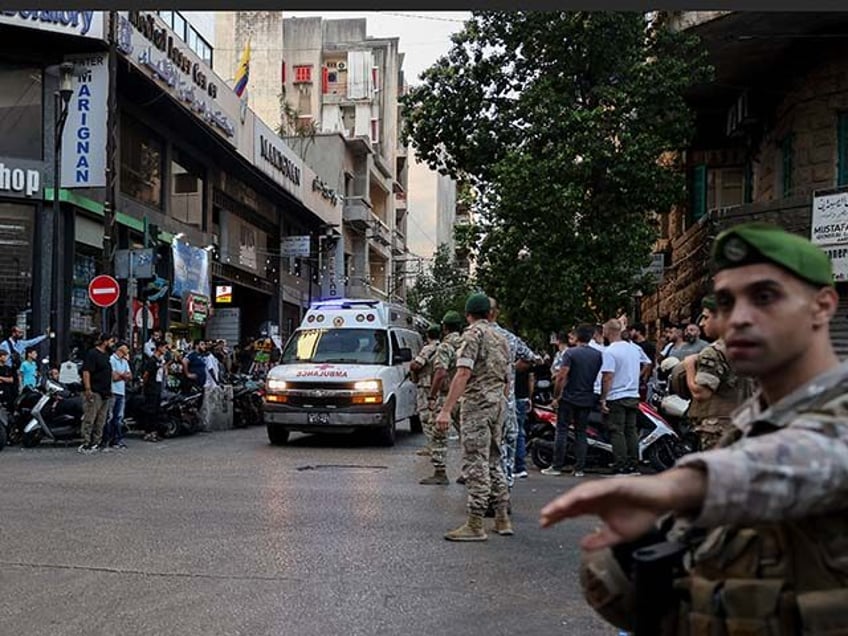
left=230, top=373, right=264, bottom=428
left=526, top=400, right=686, bottom=472
left=20, top=379, right=85, bottom=448
left=650, top=357, right=700, bottom=454
left=123, top=383, right=202, bottom=438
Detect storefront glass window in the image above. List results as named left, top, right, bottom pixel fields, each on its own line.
left=0, top=202, right=34, bottom=334
left=120, top=117, right=163, bottom=209
left=70, top=248, right=98, bottom=336
left=170, top=149, right=205, bottom=229
left=0, top=62, right=43, bottom=160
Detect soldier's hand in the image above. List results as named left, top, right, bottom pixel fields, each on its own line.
left=435, top=409, right=451, bottom=432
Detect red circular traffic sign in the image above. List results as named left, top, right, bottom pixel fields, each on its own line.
left=88, top=274, right=121, bottom=308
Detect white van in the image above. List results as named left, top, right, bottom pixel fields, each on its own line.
left=263, top=298, right=424, bottom=446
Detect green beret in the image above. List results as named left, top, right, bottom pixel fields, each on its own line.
left=711, top=222, right=833, bottom=286
left=426, top=323, right=441, bottom=338
left=442, top=310, right=464, bottom=327
left=465, top=292, right=491, bottom=315
left=701, top=295, right=717, bottom=311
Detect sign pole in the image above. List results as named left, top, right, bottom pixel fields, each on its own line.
left=127, top=251, right=135, bottom=348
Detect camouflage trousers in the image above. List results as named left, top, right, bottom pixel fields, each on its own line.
left=500, top=395, right=518, bottom=488
left=417, top=386, right=433, bottom=446
left=692, top=416, right=734, bottom=451
left=461, top=398, right=509, bottom=517
left=431, top=394, right=460, bottom=471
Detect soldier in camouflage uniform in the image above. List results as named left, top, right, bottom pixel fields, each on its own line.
left=488, top=298, right=537, bottom=490
left=541, top=223, right=848, bottom=634
left=420, top=311, right=464, bottom=485
left=410, top=324, right=442, bottom=457
left=436, top=293, right=511, bottom=541
left=682, top=295, right=753, bottom=450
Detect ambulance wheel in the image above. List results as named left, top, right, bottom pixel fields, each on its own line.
left=267, top=426, right=290, bottom=446
left=377, top=404, right=396, bottom=447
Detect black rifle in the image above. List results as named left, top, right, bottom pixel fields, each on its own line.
left=631, top=540, right=688, bottom=636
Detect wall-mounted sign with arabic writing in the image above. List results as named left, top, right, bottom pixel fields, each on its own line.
left=812, top=190, right=848, bottom=246
left=116, top=11, right=241, bottom=146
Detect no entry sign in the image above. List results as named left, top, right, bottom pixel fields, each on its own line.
left=88, top=274, right=120, bottom=308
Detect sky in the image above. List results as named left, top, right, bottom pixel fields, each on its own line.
left=189, top=11, right=471, bottom=260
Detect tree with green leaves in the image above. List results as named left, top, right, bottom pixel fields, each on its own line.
left=407, top=244, right=476, bottom=324
left=402, top=11, right=711, bottom=337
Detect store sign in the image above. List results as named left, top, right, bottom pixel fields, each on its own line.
left=253, top=119, right=304, bottom=201
left=214, top=285, right=233, bottom=304
left=117, top=11, right=240, bottom=145
left=183, top=292, right=210, bottom=325
left=61, top=52, right=108, bottom=188
left=821, top=245, right=848, bottom=282
left=0, top=11, right=104, bottom=39
left=812, top=190, right=848, bottom=246
left=281, top=235, right=311, bottom=258
left=0, top=162, right=41, bottom=198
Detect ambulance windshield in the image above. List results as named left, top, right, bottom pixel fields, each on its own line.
left=282, top=329, right=389, bottom=365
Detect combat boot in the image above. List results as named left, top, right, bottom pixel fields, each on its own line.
left=494, top=508, right=514, bottom=536
left=419, top=469, right=449, bottom=485
left=444, top=515, right=487, bottom=542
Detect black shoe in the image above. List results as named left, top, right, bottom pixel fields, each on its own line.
left=455, top=475, right=466, bottom=485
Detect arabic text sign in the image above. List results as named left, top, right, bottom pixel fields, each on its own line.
left=281, top=236, right=311, bottom=258
left=821, top=245, right=848, bottom=282
left=812, top=191, right=848, bottom=246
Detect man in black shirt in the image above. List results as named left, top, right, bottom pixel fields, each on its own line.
left=543, top=324, right=603, bottom=477
left=79, top=333, right=115, bottom=454
left=0, top=349, right=15, bottom=411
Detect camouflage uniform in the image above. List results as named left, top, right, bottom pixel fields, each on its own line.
left=668, top=361, right=848, bottom=633
left=687, top=339, right=751, bottom=450
left=457, top=319, right=510, bottom=518
left=412, top=340, right=439, bottom=448
left=491, top=323, right=535, bottom=488
left=431, top=331, right=463, bottom=471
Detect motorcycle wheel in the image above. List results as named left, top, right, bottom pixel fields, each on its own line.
left=646, top=438, right=682, bottom=472
left=22, top=429, right=41, bottom=448
left=531, top=443, right=553, bottom=470
left=0, top=424, right=6, bottom=451
left=232, top=404, right=249, bottom=428
left=160, top=416, right=180, bottom=439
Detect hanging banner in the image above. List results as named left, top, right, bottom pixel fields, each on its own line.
left=171, top=241, right=210, bottom=299
left=61, top=52, right=108, bottom=188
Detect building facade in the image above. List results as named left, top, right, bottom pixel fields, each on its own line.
left=641, top=12, right=848, bottom=354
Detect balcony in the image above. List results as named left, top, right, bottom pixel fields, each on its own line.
left=392, top=228, right=406, bottom=256
left=343, top=196, right=372, bottom=230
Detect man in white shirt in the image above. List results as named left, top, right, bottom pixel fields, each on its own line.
left=143, top=330, right=163, bottom=358
left=204, top=346, right=220, bottom=389
left=588, top=324, right=606, bottom=397
left=599, top=319, right=650, bottom=475
left=104, top=343, right=132, bottom=449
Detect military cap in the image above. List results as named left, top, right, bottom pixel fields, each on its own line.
left=426, top=322, right=441, bottom=338
left=701, top=295, right=717, bottom=311
left=464, top=292, right=491, bottom=315
left=442, top=310, right=464, bottom=327
left=711, top=222, right=833, bottom=286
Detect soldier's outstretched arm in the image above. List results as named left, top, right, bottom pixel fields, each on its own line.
left=539, top=467, right=707, bottom=550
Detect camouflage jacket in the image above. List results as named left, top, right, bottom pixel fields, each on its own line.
left=456, top=319, right=509, bottom=405
left=688, top=339, right=751, bottom=420
left=433, top=331, right=463, bottom=393
left=491, top=322, right=536, bottom=402
left=678, top=360, right=848, bottom=528
left=411, top=340, right=439, bottom=387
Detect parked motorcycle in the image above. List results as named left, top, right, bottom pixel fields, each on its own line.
left=650, top=357, right=700, bottom=454
left=527, top=400, right=686, bottom=472
left=0, top=405, right=7, bottom=451
left=230, top=373, right=264, bottom=428
left=532, top=378, right=554, bottom=407
left=123, top=383, right=202, bottom=438
left=19, top=380, right=85, bottom=448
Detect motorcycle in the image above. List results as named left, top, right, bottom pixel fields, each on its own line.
left=650, top=357, right=700, bottom=454
left=526, top=400, right=687, bottom=472
left=123, top=383, right=203, bottom=438
left=532, top=378, right=554, bottom=407
left=19, top=379, right=85, bottom=448
left=230, top=373, right=264, bottom=428
left=0, top=405, right=7, bottom=451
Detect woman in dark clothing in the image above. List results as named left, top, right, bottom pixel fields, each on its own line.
left=142, top=340, right=168, bottom=442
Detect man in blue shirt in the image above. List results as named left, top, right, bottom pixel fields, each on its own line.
left=182, top=339, right=207, bottom=389
left=103, top=342, right=132, bottom=449
left=0, top=326, right=48, bottom=369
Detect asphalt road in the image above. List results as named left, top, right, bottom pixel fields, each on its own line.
left=0, top=426, right=611, bottom=636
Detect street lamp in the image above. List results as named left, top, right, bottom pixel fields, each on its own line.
left=50, top=62, right=76, bottom=364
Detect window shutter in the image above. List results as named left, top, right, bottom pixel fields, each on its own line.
left=692, top=164, right=707, bottom=221
left=838, top=114, right=848, bottom=187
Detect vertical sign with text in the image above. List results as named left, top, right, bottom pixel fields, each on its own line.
left=61, top=52, right=108, bottom=188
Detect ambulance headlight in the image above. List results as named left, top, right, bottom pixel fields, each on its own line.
left=267, top=379, right=288, bottom=392
left=353, top=379, right=382, bottom=392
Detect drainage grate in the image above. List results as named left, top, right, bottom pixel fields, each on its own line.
left=296, top=464, right=388, bottom=473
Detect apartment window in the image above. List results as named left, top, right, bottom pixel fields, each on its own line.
left=778, top=134, right=794, bottom=197
left=158, top=11, right=174, bottom=29
left=120, top=117, right=164, bottom=209
left=0, top=62, right=42, bottom=160
left=294, top=65, right=313, bottom=84
left=372, top=67, right=380, bottom=92
left=170, top=148, right=205, bottom=229
left=838, top=113, right=848, bottom=187
left=172, top=12, right=186, bottom=40
left=706, top=167, right=744, bottom=211
left=370, top=118, right=380, bottom=144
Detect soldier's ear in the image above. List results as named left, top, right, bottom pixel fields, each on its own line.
left=811, top=286, right=838, bottom=329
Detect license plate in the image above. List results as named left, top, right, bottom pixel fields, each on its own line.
left=308, top=412, right=331, bottom=425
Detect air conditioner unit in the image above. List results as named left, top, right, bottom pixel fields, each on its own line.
left=337, top=61, right=347, bottom=71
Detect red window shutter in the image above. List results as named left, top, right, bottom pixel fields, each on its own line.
left=322, top=66, right=329, bottom=94
left=372, top=67, right=379, bottom=91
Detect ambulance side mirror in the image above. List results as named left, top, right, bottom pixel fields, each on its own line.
left=393, top=347, right=412, bottom=365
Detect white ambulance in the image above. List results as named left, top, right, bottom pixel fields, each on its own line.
left=263, top=299, right=424, bottom=446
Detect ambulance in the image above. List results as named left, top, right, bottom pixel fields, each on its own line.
left=263, top=298, right=424, bottom=446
